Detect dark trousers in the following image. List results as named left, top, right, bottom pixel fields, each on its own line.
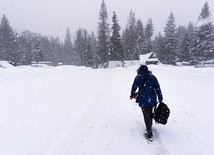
left=141, top=107, right=153, bottom=133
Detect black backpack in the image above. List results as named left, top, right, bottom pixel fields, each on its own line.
left=153, top=102, right=170, bottom=125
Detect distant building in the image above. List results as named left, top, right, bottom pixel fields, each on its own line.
left=108, top=52, right=160, bottom=68
left=108, top=61, right=123, bottom=68
left=139, top=52, right=159, bottom=65
left=0, top=61, right=14, bottom=68
left=195, top=59, right=214, bottom=68
left=175, top=62, right=191, bottom=66
left=31, top=61, right=54, bottom=67
left=108, top=60, right=140, bottom=68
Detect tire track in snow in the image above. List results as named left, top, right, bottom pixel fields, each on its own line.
left=61, top=72, right=114, bottom=155
left=45, top=68, right=170, bottom=155
left=131, top=110, right=170, bottom=155
left=150, top=129, right=169, bottom=155
left=45, top=70, right=116, bottom=155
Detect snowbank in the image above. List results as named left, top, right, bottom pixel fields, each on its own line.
left=0, top=65, right=214, bottom=155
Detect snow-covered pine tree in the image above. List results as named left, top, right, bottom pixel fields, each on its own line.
left=175, top=25, right=189, bottom=62
left=74, top=28, right=94, bottom=67
left=16, top=34, right=31, bottom=65
left=196, top=2, right=214, bottom=61
left=163, top=12, right=177, bottom=64
left=74, top=28, right=86, bottom=66
left=97, top=0, right=110, bottom=67
left=33, top=40, right=45, bottom=63
left=16, top=30, right=63, bottom=66
left=18, top=30, right=35, bottom=64
left=63, top=28, right=72, bottom=65
left=136, top=19, right=144, bottom=55
left=122, top=10, right=138, bottom=61
left=84, top=34, right=94, bottom=67
left=50, top=37, right=63, bottom=66
left=0, top=14, right=17, bottom=64
left=20, top=32, right=44, bottom=63
left=122, top=28, right=130, bottom=60
left=109, top=12, right=124, bottom=64
left=143, top=19, right=154, bottom=54
left=87, top=31, right=98, bottom=68
left=153, top=33, right=165, bottom=63
left=186, top=22, right=198, bottom=64
left=63, top=28, right=78, bottom=65
left=40, top=36, right=52, bottom=63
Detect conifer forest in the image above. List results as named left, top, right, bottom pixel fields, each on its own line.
left=0, top=1, right=213, bottom=67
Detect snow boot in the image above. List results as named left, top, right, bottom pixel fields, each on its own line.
left=144, top=131, right=153, bottom=142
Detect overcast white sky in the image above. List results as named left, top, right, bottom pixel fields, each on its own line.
left=0, top=0, right=213, bottom=40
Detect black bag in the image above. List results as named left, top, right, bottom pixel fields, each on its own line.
left=153, top=101, right=170, bottom=125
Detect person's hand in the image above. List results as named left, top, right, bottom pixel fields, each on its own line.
left=130, top=94, right=134, bottom=99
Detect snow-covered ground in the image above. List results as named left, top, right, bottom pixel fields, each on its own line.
left=0, top=65, right=214, bottom=155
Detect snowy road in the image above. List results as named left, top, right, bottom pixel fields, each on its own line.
left=0, top=65, right=214, bottom=155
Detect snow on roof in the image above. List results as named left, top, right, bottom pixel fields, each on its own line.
left=139, top=52, right=159, bottom=64
left=108, top=61, right=123, bottom=68
left=201, top=59, right=214, bottom=64
left=109, top=60, right=140, bottom=68
left=0, top=61, right=14, bottom=68
left=139, top=52, right=152, bottom=62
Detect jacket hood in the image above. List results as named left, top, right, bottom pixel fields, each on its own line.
left=137, top=65, right=149, bottom=74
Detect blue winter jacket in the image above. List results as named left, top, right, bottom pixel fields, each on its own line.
left=131, top=65, right=163, bottom=108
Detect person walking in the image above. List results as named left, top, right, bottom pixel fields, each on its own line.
left=130, top=65, right=163, bottom=140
